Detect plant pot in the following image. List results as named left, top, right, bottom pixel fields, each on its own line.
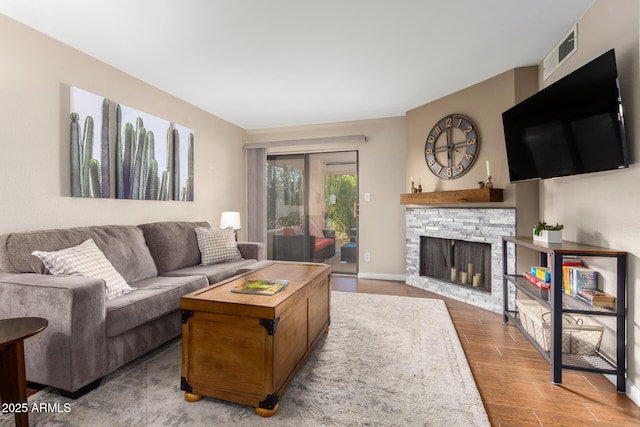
left=533, top=229, right=563, bottom=244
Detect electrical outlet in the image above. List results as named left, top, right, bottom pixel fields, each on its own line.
left=364, top=252, right=371, bottom=262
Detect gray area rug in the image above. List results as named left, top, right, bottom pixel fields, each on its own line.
left=1, top=291, right=489, bottom=426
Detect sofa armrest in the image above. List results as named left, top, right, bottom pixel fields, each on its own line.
left=0, top=273, right=108, bottom=393
left=237, top=242, right=266, bottom=261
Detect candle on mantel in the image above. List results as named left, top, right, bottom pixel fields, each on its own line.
left=486, top=160, right=491, bottom=177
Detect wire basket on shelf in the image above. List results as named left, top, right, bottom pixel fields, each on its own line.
left=516, top=299, right=604, bottom=355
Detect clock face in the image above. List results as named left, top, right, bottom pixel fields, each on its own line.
left=424, top=114, right=480, bottom=179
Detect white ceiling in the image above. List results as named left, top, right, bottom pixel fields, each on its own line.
left=0, top=0, right=595, bottom=129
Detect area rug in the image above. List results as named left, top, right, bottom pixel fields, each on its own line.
left=1, top=291, right=489, bottom=426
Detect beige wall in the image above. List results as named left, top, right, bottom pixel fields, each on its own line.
left=407, top=69, right=521, bottom=197
left=405, top=66, right=540, bottom=245
left=0, top=15, right=247, bottom=236
left=537, top=0, right=640, bottom=393
left=247, top=117, right=407, bottom=279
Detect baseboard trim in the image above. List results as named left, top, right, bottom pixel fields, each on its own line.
left=357, top=272, right=406, bottom=282
left=604, top=374, right=640, bottom=406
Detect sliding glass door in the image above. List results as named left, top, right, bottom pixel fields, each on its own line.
left=266, top=151, right=358, bottom=274
left=266, top=155, right=308, bottom=261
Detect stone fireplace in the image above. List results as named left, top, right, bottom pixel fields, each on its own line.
left=406, top=208, right=516, bottom=313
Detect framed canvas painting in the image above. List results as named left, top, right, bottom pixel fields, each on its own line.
left=70, top=87, right=110, bottom=198
left=172, top=123, right=194, bottom=201
left=115, top=104, right=172, bottom=200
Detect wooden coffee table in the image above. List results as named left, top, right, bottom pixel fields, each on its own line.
left=180, top=261, right=331, bottom=416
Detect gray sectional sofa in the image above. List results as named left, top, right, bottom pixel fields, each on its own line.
left=0, top=221, right=265, bottom=397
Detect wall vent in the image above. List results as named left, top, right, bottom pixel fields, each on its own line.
left=543, top=24, right=577, bottom=80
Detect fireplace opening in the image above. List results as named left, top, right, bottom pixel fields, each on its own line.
left=420, top=236, right=491, bottom=293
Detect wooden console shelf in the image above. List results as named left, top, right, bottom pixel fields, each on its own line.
left=502, top=236, right=627, bottom=393
left=400, top=188, right=503, bottom=205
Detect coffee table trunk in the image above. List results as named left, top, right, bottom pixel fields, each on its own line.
left=180, top=261, right=331, bottom=416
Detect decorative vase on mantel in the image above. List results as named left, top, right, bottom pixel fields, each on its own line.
left=533, top=229, right=563, bottom=244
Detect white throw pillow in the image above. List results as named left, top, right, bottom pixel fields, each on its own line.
left=195, top=227, right=242, bottom=265
left=32, top=239, right=135, bottom=299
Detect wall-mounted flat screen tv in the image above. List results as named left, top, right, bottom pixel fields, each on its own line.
left=502, top=49, right=628, bottom=182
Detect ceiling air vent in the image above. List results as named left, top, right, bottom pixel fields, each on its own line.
left=543, top=25, right=577, bottom=80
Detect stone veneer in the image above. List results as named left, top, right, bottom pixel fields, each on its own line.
left=406, top=208, right=516, bottom=313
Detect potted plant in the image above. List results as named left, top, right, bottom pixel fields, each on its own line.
left=533, top=221, right=564, bottom=243
left=477, top=181, right=485, bottom=189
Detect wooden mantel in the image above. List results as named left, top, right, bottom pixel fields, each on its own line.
left=400, top=188, right=503, bottom=205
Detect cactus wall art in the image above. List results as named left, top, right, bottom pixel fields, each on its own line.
left=70, top=87, right=110, bottom=198
left=115, top=104, right=172, bottom=200
left=70, top=88, right=195, bottom=201
left=172, top=124, right=195, bottom=202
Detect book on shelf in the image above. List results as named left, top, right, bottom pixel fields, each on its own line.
left=562, top=256, right=583, bottom=267
left=523, top=272, right=550, bottom=290
left=562, top=265, right=572, bottom=294
left=562, top=257, right=583, bottom=294
left=231, top=279, right=290, bottom=296
left=577, top=288, right=615, bottom=308
left=576, top=293, right=615, bottom=308
left=531, top=266, right=550, bottom=283
left=570, top=266, right=597, bottom=296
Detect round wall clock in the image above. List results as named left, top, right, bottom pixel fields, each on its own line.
left=424, top=114, right=480, bottom=179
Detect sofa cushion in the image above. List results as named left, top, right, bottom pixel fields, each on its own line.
left=32, top=239, right=135, bottom=299
left=138, top=221, right=209, bottom=273
left=0, top=225, right=158, bottom=283
left=282, top=227, right=296, bottom=235
left=161, top=259, right=258, bottom=284
left=195, top=227, right=242, bottom=265
left=105, top=274, right=207, bottom=337
left=314, top=238, right=334, bottom=252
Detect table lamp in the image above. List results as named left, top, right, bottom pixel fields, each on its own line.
left=220, top=211, right=241, bottom=240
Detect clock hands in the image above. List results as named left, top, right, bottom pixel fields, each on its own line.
left=431, top=129, right=468, bottom=168
left=446, top=127, right=452, bottom=167
left=432, top=139, right=467, bottom=153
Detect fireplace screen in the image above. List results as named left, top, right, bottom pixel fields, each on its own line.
left=420, top=236, right=491, bottom=293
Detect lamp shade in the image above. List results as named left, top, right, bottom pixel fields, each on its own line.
left=220, top=211, right=242, bottom=230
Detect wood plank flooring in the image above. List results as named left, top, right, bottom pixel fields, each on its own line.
left=331, top=275, right=640, bottom=427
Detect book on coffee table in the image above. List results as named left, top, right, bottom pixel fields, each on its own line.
left=231, top=279, right=290, bottom=296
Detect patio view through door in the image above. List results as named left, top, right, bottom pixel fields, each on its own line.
left=266, top=151, right=358, bottom=274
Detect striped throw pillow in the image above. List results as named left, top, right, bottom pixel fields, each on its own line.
left=32, top=239, right=134, bottom=299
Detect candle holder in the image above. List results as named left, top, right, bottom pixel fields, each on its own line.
left=485, top=176, right=494, bottom=189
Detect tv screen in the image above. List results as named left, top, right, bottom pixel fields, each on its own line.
left=502, top=49, right=628, bottom=182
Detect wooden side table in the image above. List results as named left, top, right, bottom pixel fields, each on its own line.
left=0, top=317, right=48, bottom=427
